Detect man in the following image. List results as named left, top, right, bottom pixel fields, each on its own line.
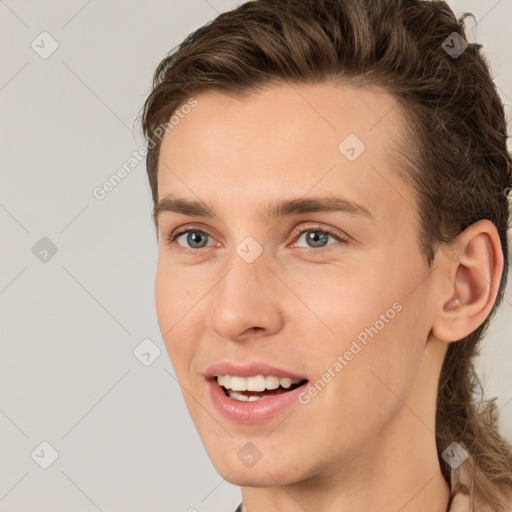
left=140, top=0, right=512, bottom=510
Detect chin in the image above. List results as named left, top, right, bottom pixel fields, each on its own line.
left=219, top=467, right=295, bottom=488
left=208, top=451, right=307, bottom=488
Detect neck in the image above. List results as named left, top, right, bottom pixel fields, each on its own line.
left=240, top=338, right=451, bottom=512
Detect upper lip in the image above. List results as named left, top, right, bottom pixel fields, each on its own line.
left=204, top=361, right=308, bottom=381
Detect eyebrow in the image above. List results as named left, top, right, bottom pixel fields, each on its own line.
left=154, top=194, right=373, bottom=222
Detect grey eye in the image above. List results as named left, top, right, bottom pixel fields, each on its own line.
left=296, top=230, right=332, bottom=248
left=177, top=230, right=210, bottom=249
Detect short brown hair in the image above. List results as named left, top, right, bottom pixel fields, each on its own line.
left=139, top=0, right=512, bottom=508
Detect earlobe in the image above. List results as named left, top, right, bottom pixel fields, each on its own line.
left=431, top=220, right=503, bottom=343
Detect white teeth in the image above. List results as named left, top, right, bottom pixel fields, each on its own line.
left=265, top=376, right=280, bottom=390
left=247, top=375, right=267, bottom=391
left=230, top=376, right=247, bottom=391
left=216, top=374, right=303, bottom=391
left=280, top=378, right=292, bottom=389
left=221, top=375, right=231, bottom=388
left=228, top=391, right=269, bottom=402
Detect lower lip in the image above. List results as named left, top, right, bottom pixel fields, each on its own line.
left=208, top=379, right=307, bottom=424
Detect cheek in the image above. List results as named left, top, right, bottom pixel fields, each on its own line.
left=292, top=263, right=397, bottom=346
left=154, top=255, right=199, bottom=329
left=321, top=304, right=423, bottom=438
left=154, top=262, right=195, bottom=377
left=154, top=265, right=175, bottom=337
left=304, top=258, right=427, bottom=409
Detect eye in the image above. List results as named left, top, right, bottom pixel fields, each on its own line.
left=165, top=223, right=348, bottom=255
left=166, top=225, right=215, bottom=252
left=290, top=225, right=348, bottom=250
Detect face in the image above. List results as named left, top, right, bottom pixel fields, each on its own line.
left=154, top=82, right=438, bottom=487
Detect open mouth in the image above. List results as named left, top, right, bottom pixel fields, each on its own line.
left=212, top=376, right=309, bottom=402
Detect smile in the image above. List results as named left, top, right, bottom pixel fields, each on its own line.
left=216, top=374, right=307, bottom=401
left=207, top=374, right=309, bottom=423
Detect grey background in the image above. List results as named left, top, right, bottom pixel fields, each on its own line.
left=1, top=1, right=511, bottom=511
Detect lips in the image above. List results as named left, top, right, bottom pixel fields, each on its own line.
left=207, top=376, right=308, bottom=423
left=204, top=361, right=310, bottom=423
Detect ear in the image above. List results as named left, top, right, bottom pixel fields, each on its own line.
left=431, top=219, right=504, bottom=343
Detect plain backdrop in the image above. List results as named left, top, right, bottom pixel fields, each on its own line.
left=1, top=1, right=511, bottom=511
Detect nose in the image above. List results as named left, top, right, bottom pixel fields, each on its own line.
left=207, top=252, right=284, bottom=342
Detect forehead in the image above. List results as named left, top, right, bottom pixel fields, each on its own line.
left=161, top=82, right=403, bottom=156
left=156, top=82, right=415, bottom=225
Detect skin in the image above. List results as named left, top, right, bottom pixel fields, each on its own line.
left=153, top=82, right=503, bottom=512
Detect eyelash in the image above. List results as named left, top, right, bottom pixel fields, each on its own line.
left=165, top=223, right=348, bottom=255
